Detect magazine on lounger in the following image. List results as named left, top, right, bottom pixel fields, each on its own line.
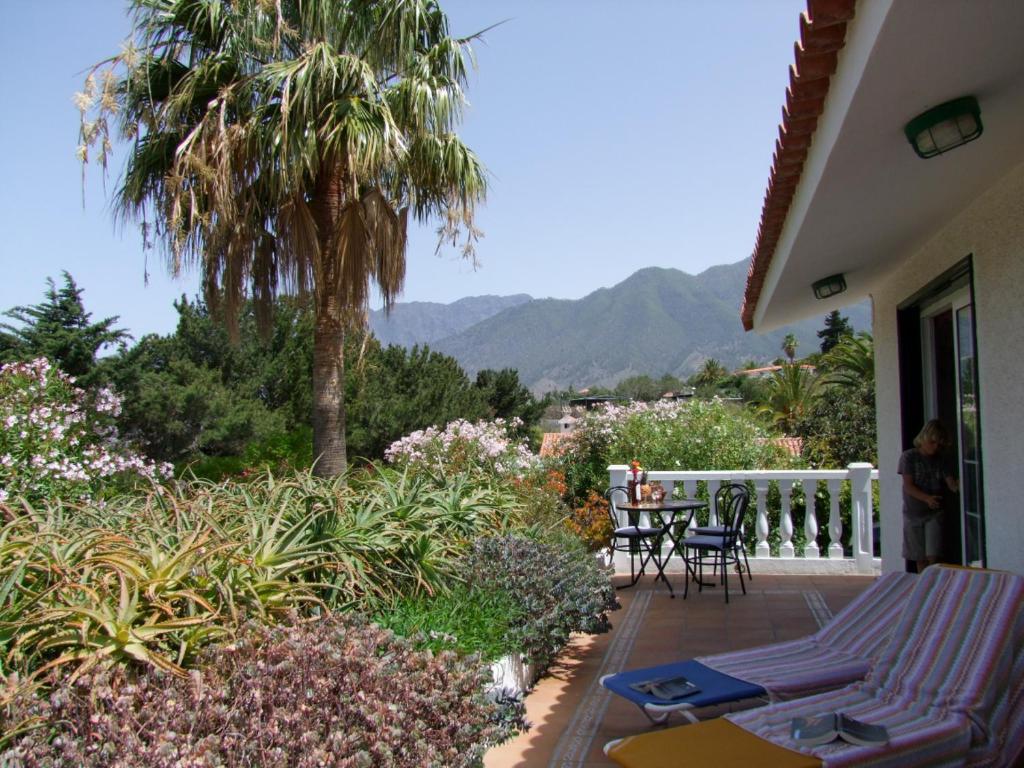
left=790, top=712, right=890, bottom=747
left=628, top=675, right=701, bottom=701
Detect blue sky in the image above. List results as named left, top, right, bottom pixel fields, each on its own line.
left=0, top=0, right=805, bottom=341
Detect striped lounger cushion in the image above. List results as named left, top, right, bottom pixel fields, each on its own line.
left=726, top=566, right=1024, bottom=768
left=601, top=572, right=917, bottom=723
left=697, top=571, right=917, bottom=699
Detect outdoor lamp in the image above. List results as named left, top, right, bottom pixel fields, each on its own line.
left=904, top=96, right=983, bottom=159
left=812, top=273, right=846, bottom=300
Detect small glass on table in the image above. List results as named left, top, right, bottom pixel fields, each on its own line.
left=649, top=481, right=666, bottom=504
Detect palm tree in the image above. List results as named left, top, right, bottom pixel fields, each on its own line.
left=694, top=358, right=728, bottom=389
left=78, top=0, right=487, bottom=475
left=824, top=332, right=874, bottom=388
left=781, top=333, right=799, bottom=363
left=756, top=362, right=819, bottom=434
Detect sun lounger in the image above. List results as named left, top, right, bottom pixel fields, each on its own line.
left=606, top=566, right=1024, bottom=768
left=600, top=571, right=916, bottom=723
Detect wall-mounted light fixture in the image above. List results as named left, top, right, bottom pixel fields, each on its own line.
left=904, top=96, right=983, bottom=159
left=812, top=273, right=846, bottom=300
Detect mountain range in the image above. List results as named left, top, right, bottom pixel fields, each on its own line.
left=369, top=259, right=870, bottom=393
left=368, top=293, right=532, bottom=348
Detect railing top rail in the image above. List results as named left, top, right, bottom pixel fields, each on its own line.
left=608, top=466, right=879, bottom=481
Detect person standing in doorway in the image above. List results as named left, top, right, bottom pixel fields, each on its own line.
left=898, top=420, right=959, bottom=572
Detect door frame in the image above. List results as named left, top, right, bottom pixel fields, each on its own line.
left=896, top=256, right=985, bottom=567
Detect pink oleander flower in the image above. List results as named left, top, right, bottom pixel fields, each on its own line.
left=385, top=417, right=537, bottom=478
left=0, top=358, right=170, bottom=504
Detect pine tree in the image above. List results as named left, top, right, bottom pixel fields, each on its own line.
left=817, top=310, right=853, bottom=354
left=0, top=273, right=129, bottom=388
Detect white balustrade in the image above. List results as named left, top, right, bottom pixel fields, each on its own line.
left=607, top=465, right=880, bottom=575
left=779, top=479, right=795, bottom=558
left=803, top=481, right=819, bottom=559
left=827, top=479, right=843, bottom=558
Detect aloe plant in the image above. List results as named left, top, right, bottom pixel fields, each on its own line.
left=2, top=465, right=538, bottom=680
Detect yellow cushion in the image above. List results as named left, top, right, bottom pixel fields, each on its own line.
left=607, top=719, right=822, bottom=768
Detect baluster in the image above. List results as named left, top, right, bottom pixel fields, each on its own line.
left=849, top=463, right=875, bottom=573
left=754, top=480, right=770, bottom=558
left=827, top=479, right=843, bottom=558
left=780, top=480, right=795, bottom=558
left=803, top=480, right=820, bottom=558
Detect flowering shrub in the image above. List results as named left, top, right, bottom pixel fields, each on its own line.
left=500, top=468, right=572, bottom=533
left=467, top=535, right=618, bottom=670
left=565, top=491, right=614, bottom=552
left=385, top=417, right=538, bottom=478
left=553, top=398, right=791, bottom=506
left=1, top=615, right=519, bottom=767
left=0, top=358, right=170, bottom=503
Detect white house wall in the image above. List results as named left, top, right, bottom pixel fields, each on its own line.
left=873, top=159, right=1024, bottom=576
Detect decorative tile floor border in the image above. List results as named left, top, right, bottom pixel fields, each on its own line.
left=547, top=589, right=652, bottom=767
left=801, top=588, right=834, bottom=629
left=546, top=588, right=830, bottom=767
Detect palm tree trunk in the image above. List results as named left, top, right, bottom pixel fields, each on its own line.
left=312, top=295, right=347, bottom=476
left=311, top=164, right=348, bottom=476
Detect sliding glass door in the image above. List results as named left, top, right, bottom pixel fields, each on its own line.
left=955, top=301, right=984, bottom=566
left=919, top=285, right=985, bottom=567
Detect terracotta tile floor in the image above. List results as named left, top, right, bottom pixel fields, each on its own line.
left=484, top=572, right=876, bottom=768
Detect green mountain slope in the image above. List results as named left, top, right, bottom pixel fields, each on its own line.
left=368, top=294, right=532, bottom=347
left=431, top=260, right=870, bottom=393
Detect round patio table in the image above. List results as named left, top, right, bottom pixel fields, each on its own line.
left=615, top=499, right=707, bottom=597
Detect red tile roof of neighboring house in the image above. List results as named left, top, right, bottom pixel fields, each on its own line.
left=773, top=436, right=805, bottom=457
left=540, top=432, right=570, bottom=458
left=757, top=436, right=805, bottom=457
left=741, top=0, right=857, bottom=331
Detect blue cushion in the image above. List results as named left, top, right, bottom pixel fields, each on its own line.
left=601, top=660, right=766, bottom=712
left=615, top=526, right=664, bottom=537
left=684, top=534, right=730, bottom=549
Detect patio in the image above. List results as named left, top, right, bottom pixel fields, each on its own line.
left=485, top=572, right=875, bottom=767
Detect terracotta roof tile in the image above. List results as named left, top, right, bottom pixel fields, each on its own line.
left=805, top=0, right=857, bottom=28
left=774, top=436, right=805, bottom=457
left=741, top=0, right=857, bottom=331
left=756, top=436, right=805, bottom=457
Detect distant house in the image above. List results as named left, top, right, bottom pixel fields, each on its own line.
left=661, top=389, right=695, bottom=400
left=567, top=396, right=623, bottom=411
left=739, top=0, right=1024, bottom=575
left=734, top=365, right=816, bottom=377
left=557, top=415, right=577, bottom=433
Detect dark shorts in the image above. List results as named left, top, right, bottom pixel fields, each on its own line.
left=902, top=512, right=942, bottom=560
